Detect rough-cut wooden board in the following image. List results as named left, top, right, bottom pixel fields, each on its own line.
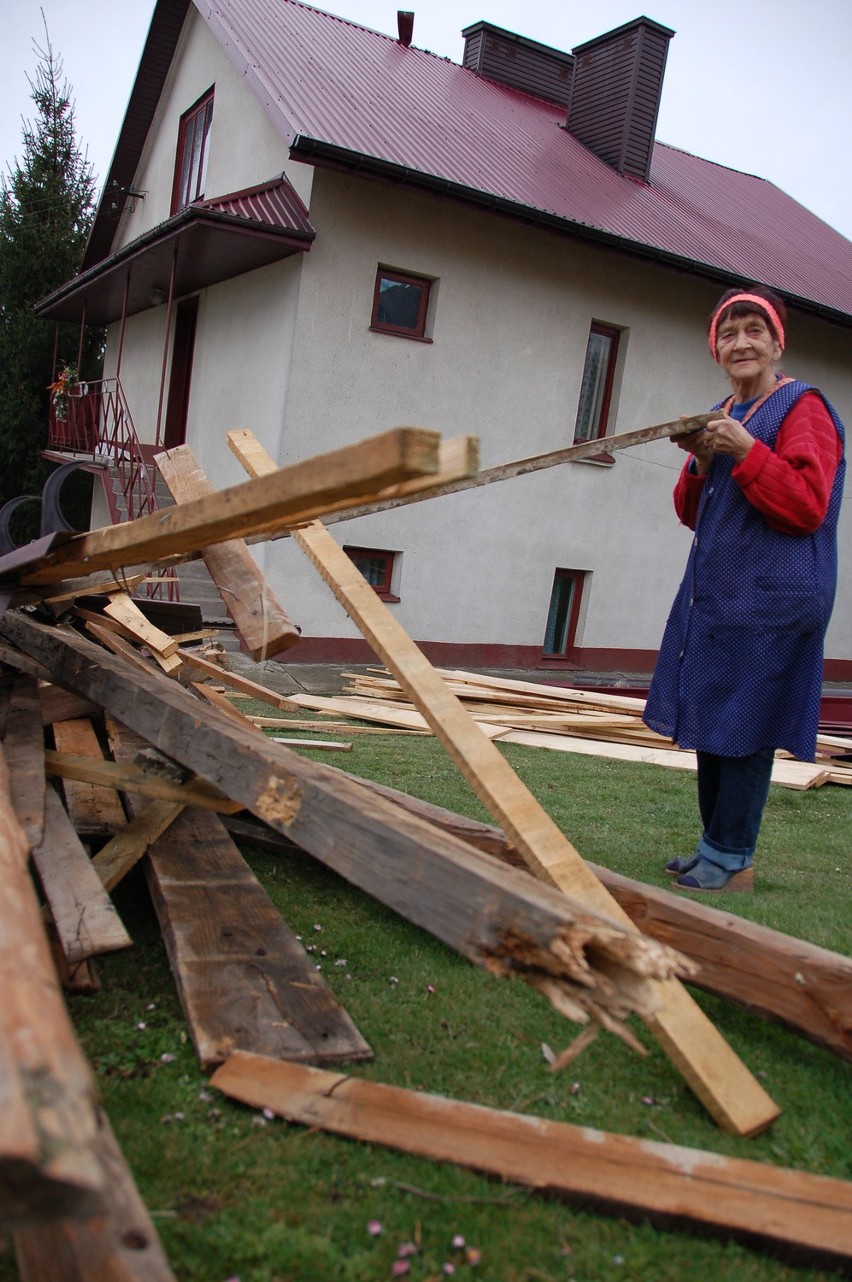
left=0, top=616, right=690, bottom=1042
left=230, top=432, right=780, bottom=1137
left=107, top=720, right=373, bottom=1070
left=189, top=680, right=267, bottom=728
left=156, top=445, right=302, bottom=660
left=3, top=672, right=46, bottom=850
left=51, top=717, right=127, bottom=836
left=502, top=729, right=831, bottom=790
left=14, top=427, right=453, bottom=586
left=211, top=1054, right=852, bottom=1270
left=39, top=685, right=101, bottom=726
left=288, top=691, right=509, bottom=738
left=294, top=414, right=715, bottom=529
left=104, top=593, right=179, bottom=658
left=92, top=800, right=185, bottom=893
left=44, top=749, right=243, bottom=813
left=13, top=1106, right=177, bottom=1281
left=0, top=744, right=106, bottom=1226
left=31, top=785, right=132, bottom=963
left=311, top=768, right=852, bottom=1062
left=177, top=648, right=299, bottom=708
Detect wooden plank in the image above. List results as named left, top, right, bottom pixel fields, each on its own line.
left=297, top=414, right=715, bottom=529
left=0, top=616, right=693, bottom=1044
left=156, top=445, right=302, bottom=660
left=189, top=680, right=267, bottom=728
left=51, top=718, right=127, bottom=836
left=211, top=1054, right=852, bottom=1270
left=177, top=647, right=299, bottom=709
left=31, top=785, right=132, bottom=963
left=43, top=908, right=101, bottom=993
left=288, top=692, right=509, bottom=739
left=501, top=729, right=831, bottom=790
left=83, top=619, right=165, bottom=676
left=13, top=1106, right=177, bottom=1281
left=92, top=800, right=185, bottom=893
left=39, top=685, right=101, bottom=726
left=318, top=769, right=852, bottom=1062
left=107, top=720, right=373, bottom=1070
left=229, top=432, right=779, bottom=1137
left=44, top=749, right=244, bottom=814
left=14, top=427, right=451, bottom=586
left=103, top=593, right=179, bottom=658
left=0, top=742, right=106, bottom=1226
left=3, top=672, right=46, bottom=849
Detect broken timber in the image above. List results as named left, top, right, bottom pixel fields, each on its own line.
left=0, top=614, right=692, bottom=1042
left=156, top=445, right=302, bottom=660
left=1, top=427, right=470, bottom=588
left=298, top=768, right=852, bottom=1062
left=228, top=430, right=779, bottom=1137
left=212, top=1054, right=852, bottom=1270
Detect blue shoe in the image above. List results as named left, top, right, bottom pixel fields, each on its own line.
left=674, top=858, right=754, bottom=893
left=665, top=852, right=700, bottom=875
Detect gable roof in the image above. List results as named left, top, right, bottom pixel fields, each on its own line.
left=82, top=0, right=852, bottom=327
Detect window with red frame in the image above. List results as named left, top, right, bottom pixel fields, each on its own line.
left=172, top=90, right=214, bottom=213
left=542, top=569, right=585, bottom=658
left=344, top=546, right=400, bottom=601
left=573, top=323, right=621, bottom=449
left=371, top=268, right=431, bottom=339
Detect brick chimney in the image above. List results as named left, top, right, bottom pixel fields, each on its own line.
left=461, top=22, right=574, bottom=109
left=566, top=17, right=674, bottom=182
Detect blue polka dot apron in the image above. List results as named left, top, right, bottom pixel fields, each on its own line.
left=644, top=380, right=846, bottom=760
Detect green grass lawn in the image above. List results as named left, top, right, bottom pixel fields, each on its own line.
left=2, top=728, right=850, bottom=1282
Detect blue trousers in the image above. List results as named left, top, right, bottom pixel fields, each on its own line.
left=694, top=748, right=775, bottom=870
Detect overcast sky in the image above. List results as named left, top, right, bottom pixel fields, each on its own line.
left=2, top=0, right=851, bottom=242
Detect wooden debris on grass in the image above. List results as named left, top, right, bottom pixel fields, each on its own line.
left=272, top=766, right=852, bottom=1063
left=211, top=1053, right=852, bottom=1271
left=51, top=717, right=127, bottom=837
left=336, top=668, right=852, bottom=788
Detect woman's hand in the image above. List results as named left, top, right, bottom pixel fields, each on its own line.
left=704, top=412, right=754, bottom=463
left=673, top=420, right=715, bottom=474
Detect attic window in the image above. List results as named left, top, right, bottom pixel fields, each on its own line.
left=371, top=268, right=432, bottom=340
left=172, top=89, right=214, bottom=213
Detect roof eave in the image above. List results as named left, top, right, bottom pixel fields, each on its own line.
left=290, top=135, right=852, bottom=332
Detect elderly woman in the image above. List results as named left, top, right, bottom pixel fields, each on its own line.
left=643, top=285, right=846, bottom=891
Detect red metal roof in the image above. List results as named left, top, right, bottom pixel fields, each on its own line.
left=196, top=0, right=852, bottom=324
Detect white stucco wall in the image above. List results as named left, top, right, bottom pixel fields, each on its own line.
left=251, top=167, right=850, bottom=662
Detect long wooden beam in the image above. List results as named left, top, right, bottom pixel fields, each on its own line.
left=6, top=427, right=456, bottom=587
left=228, top=432, right=779, bottom=1137
left=293, top=769, right=852, bottom=1062
left=258, top=413, right=714, bottom=530
left=211, top=1054, right=852, bottom=1270
left=0, top=743, right=106, bottom=1226
left=0, top=614, right=691, bottom=1041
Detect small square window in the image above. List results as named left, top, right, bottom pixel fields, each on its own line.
left=573, top=323, right=621, bottom=453
left=371, top=269, right=431, bottom=339
left=172, top=89, right=214, bottom=214
left=344, top=546, right=400, bottom=601
left=543, top=569, right=585, bottom=658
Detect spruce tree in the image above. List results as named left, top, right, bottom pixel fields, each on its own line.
left=0, top=23, right=102, bottom=533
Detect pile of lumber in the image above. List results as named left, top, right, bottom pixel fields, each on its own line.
left=289, top=667, right=852, bottom=790
left=0, top=423, right=850, bottom=1275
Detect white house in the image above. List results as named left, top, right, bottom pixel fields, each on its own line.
left=38, top=0, right=852, bottom=678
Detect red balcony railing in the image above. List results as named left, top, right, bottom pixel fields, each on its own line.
left=47, top=378, right=177, bottom=599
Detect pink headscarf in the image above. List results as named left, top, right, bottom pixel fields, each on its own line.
left=708, top=292, right=786, bottom=362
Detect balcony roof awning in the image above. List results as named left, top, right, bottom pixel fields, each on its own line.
left=37, top=177, right=316, bottom=325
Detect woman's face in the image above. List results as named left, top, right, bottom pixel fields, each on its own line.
left=715, top=310, right=782, bottom=394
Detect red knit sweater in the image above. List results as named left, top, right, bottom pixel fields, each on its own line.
left=674, top=391, right=842, bottom=534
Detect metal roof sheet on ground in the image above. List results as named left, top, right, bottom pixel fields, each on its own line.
left=198, top=0, right=852, bottom=323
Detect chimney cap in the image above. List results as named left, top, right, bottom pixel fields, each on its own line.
left=571, top=15, right=674, bottom=56
left=397, top=11, right=414, bottom=46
